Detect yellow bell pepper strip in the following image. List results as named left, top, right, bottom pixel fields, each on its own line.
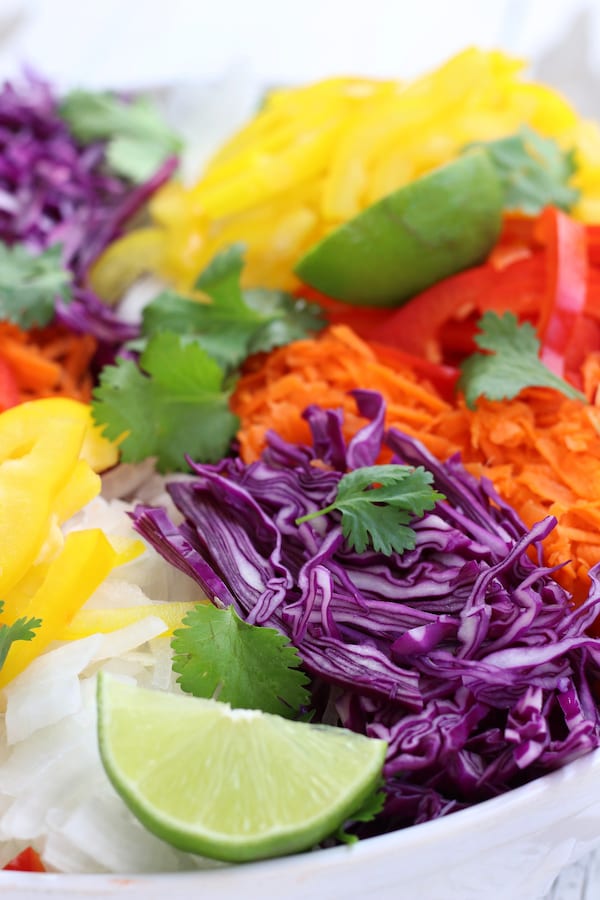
left=95, top=48, right=600, bottom=298
left=59, top=600, right=204, bottom=640
left=0, top=529, right=119, bottom=687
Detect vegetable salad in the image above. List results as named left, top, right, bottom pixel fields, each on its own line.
left=3, top=48, right=600, bottom=873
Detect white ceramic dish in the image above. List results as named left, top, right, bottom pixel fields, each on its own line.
left=3, top=745, right=600, bottom=900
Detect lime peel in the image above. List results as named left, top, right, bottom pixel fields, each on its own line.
left=97, top=672, right=388, bottom=863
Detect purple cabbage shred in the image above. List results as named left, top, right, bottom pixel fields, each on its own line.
left=0, top=73, right=175, bottom=345
left=130, top=389, right=600, bottom=837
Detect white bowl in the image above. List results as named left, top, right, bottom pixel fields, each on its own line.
left=3, top=746, right=600, bottom=900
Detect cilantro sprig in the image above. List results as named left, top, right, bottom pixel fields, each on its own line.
left=0, top=243, right=71, bottom=328
left=141, top=244, right=326, bottom=370
left=465, top=126, right=579, bottom=214
left=59, top=90, right=182, bottom=183
left=296, top=464, right=444, bottom=555
left=171, top=603, right=310, bottom=718
left=91, top=332, right=239, bottom=472
left=458, top=311, right=587, bottom=409
left=0, top=601, right=41, bottom=671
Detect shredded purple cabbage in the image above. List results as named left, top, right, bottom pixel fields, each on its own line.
left=131, top=390, right=600, bottom=835
left=0, top=74, right=174, bottom=343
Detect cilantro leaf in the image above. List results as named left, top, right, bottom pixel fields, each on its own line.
left=91, top=332, right=239, bottom=471
left=59, top=91, right=181, bottom=182
left=458, top=311, right=587, bottom=409
left=334, top=783, right=386, bottom=845
left=296, top=464, right=444, bottom=555
left=0, top=601, right=41, bottom=671
left=171, top=603, right=311, bottom=718
left=141, top=244, right=326, bottom=370
left=465, top=126, right=579, bottom=214
left=0, top=243, right=71, bottom=328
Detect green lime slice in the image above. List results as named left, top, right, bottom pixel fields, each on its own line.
left=294, top=149, right=503, bottom=307
left=97, top=672, right=387, bottom=862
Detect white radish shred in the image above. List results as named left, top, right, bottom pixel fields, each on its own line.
left=0, top=473, right=210, bottom=873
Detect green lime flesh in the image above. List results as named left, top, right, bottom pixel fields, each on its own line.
left=97, top=673, right=387, bottom=863
left=294, top=149, right=503, bottom=307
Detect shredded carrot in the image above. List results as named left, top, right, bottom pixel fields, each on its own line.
left=232, top=325, right=600, bottom=610
left=0, top=322, right=97, bottom=405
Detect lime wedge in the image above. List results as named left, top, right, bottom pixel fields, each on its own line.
left=97, top=673, right=387, bottom=862
left=294, top=149, right=503, bottom=307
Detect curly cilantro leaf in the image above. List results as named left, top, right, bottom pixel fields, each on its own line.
left=0, top=243, right=71, bottom=328
left=141, top=244, right=326, bottom=370
left=458, top=311, right=587, bottom=409
left=59, top=91, right=181, bottom=183
left=296, top=464, right=444, bottom=555
left=91, top=332, right=239, bottom=472
left=465, top=126, right=579, bottom=214
left=171, top=604, right=311, bottom=718
left=0, top=601, right=41, bottom=671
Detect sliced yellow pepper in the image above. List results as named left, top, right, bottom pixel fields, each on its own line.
left=0, top=529, right=119, bottom=687
left=104, top=48, right=600, bottom=295
left=59, top=600, right=204, bottom=640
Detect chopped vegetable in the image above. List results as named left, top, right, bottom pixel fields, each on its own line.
left=464, top=126, right=579, bottom=214
left=0, top=243, right=71, bottom=329
left=92, top=332, right=239, bottom=471
left=130, top=48, right=600, bottom=293
left=59, top=90, right=182, bottom=183
left=2, top=846, right=46, bottom=872
left=458, top=311, right=587, bottom=408
left=132, top=391, right=600, bottom=825
left=296, top=464, right=443, bottom=554
left=171, top=603, right=310, bottom=717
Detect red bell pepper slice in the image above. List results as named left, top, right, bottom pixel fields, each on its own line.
left=535, top=207, right=588, bottom=380
left=0, top=357, right=19, bottom=412
left=3, top=846, right=46, bottom=872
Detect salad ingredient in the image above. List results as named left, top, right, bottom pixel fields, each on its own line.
left=92, top=332, right=239, bottom=471
left=231, top=324, right=453, bottom=464
left=0, top=398, right=139, bottom=684
left=0, top=244, right=71, bottom=329
left=171, top=603, right=310, bottom=717
left=465, top=126, right=579, bottom=214
left=61, top=601, right=200, bottom=640
left=536, top=207, right=588, bottom=380
left=59, top=90, right=182, bottom=183
left=141, top=244, right=326, bottom=369
left=0, top=75, right=174, bottom=278
left=293, top=151, right=503, bottom=306
left=97, top=672, right=387, bottom=862
left=0, top=602, right=40, bottom=673
left=0, top=322, right=96, bottom=406
left=458, top=311, right=586, bottom=407
left=296, top=463, right=444, bottom=554
left=138, top=48, right=600, bottom=293
left=132, top=391, right=600, bottom=827
left=3, top=846, right=46, bottom=872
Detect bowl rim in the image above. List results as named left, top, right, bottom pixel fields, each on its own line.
left=5, top=744, right=600, bottom=889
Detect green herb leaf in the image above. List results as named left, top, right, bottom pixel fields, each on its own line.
left=458, top=311, right=587, bottom=409
left=334, top=783, right=386, bottom=845
left=0, top=601, right=41, bottom=671
left=296, top=464, right=444, bottom=555
left=171, top=604, right=311, bottom=718
left=0, top=243, right=71, bottom=328
left=91, top=332, right=239, bottom=472
left=59, top=91, right=181, bottom=182
left=465, top=126, right=579, bottom=214
left=142, top=244, right=326, bottom=370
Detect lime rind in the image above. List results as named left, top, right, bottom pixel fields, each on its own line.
left=97, top=673, right=387, bottom=863
left=294, top=149, right=503, bottom=307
